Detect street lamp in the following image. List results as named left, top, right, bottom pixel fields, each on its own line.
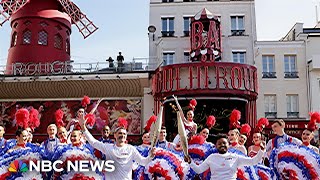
left=148, top=25, right=156, bottom=41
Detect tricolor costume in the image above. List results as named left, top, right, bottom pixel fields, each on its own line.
left=1, top=96, right=320, bottom=180
left=228, top=110, right=248, bottom=155
left=50, top=143, right=102, bottom=180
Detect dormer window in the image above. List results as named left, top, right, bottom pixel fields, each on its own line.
left=22, top=30, right=32, bottom=44
left=54, top=34, right=63, bottom=49
left=38, top=30, right=48, bottom=45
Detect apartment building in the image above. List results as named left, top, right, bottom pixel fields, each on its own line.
left=149, top=0, right=256, bottom=65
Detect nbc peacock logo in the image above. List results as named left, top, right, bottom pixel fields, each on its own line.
left=8, top=160, right=28, bottom=173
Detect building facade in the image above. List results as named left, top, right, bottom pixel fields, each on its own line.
left=255, top=40, right=308, bottom=120
left=256, top=22, right=320, bottom=139
left=149, top=0, right=257, bottom=66
left=148, top=0, right=259, bottom=136
left=148, top=0, right=320, bottom=140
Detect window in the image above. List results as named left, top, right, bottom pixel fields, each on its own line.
left=231, top=16, right=244, bottom=36
left=162, top=0, right=173, bottom=2
left=163, top=52, right=174, bottom=66
left=286, top=95, right=299, bottom=118
left=232, top=51, right=246, bottom=63
left=55, top=25, right=62, bottom=31
left=22, top=30, right=32, bottom=44
left=24, top=21, right=31, bottom=26
left=183, top=17, right=191, bottom=36
left=284, top=55, right=298, bottom=78
left=54, top=34, right=63, bottom=49
left=161, top=17, right=174, bottom=37
left=184, top=52, right=190, bottom=62
left=13, top=22, right=18, bottom=28
left=183, top=0, right=195, bottom=2
left=38, top=30, right=48, bottom=45
left=40, top=21, right=48, bottom=27
left=66, top=39, right=70, bottom=54
left=11, top=32, right=18, bottom=47
left=262, top=55, right=276, bottom=78
left=264, top=95, right=277, bottom=118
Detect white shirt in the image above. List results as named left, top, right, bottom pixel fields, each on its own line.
left=84, top=131, right=151, bottom=180
left=190, top=150, right=264, bottom=180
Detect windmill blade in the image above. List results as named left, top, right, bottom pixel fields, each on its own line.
left=0, top=0, right=30, bottom=26
left=57, top=0, right=98, bottom=39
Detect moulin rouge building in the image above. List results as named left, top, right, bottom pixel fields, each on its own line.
left=0, top=0, right=259, bottom=141
left=149, top=7, right=258, bottom=136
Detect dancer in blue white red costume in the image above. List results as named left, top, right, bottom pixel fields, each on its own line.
left=248, top=118, right=269, bottom=158
left=0, top=123, right=6, bottom=152
left=156, top=126, right=176, bottom=150
left=57, top=126, right=68, bottom=144
left=40, top=124, right=60, bottom=160
left=301, top=112, right=320, bottom=154
left=51, top=129, right=102, bottom=180
left=228, top=110, right=247, bottom=155
left=0, top=128, right=43, bottom=180
left=172, top=96, right=198, bottom=145
left=266, top=119, right=301, bottom=157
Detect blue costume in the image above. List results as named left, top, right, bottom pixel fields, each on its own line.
left=51, top=143, right=103, bottom=180
left=40, top=137, right=60, bottom=160
left=0, top=145, right=43, bottom=180
left=0, top=139, right=16, bottom=157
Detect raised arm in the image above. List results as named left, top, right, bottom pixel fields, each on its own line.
left=132, top=146, right=153, bottom=166
left=173, top=95, right=188, bottom=123
left=237, top=149, right=264, bottom=167
left=89, top=98, right=103, bottom=114
left=82, top=130, right=108, bottom=155
left=79, top=114, right=108, bottom=155
left=66, top=119, right=73, bottom=131
left=188, top=155, right=211, bottom=174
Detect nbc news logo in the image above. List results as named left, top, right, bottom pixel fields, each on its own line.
left=8, top=160, right=28, bottom=173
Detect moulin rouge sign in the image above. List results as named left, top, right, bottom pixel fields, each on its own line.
left=190, top=8, right=222, bottom=62
left=11, top=60, right=72, bottom=75
left=152, top=9, right=257, bottom=98
left=152, top=63, right=258, bottom=98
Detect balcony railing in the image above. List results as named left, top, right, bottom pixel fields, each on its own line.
left=284, top=71, right=299, bottom=78
left=231, top=29, right=245, bottom=36
left=0, top=57, right=160, bottom=76
left=262, top=72, right=276, bottom=78
left=287, top=112, right=299, bottom=118
left=161, top=31, right=175, bottom=37
left=265, top=112, right=277, bottom=118
left=183, top=30, right=190, bottom=36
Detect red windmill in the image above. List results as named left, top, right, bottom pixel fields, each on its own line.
left=0, top=0, right=98, bottom=75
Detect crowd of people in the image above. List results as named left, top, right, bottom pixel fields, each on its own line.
left=0, top=97, right=320, bottom=180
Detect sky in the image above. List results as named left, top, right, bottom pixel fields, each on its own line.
left=0, top=0, right=318, bottom=65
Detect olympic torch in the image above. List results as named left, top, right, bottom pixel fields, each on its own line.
left=149, top=105, right=163, bottom=157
